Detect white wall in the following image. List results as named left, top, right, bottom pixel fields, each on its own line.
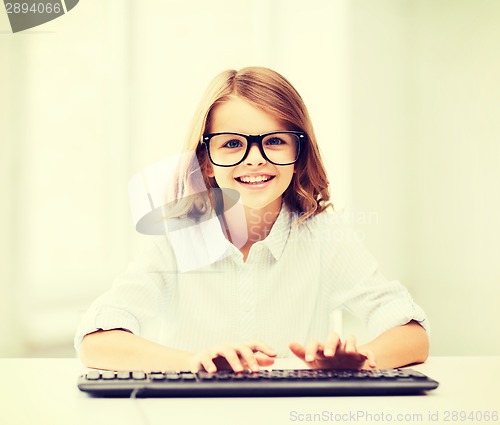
left=0, top=27, right=24, bottom=355
left=1, top=0, right=499, bottom=357
left=411, top=0, right=500, bottom=355
left=348, top=0, right=500, bottom=355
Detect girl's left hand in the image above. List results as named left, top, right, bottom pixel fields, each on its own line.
left=289, top=333, right=376, bottom=370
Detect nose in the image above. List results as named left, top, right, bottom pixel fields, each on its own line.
left=244, top=143, right=266, bottom=166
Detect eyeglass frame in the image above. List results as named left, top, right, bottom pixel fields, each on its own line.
left=201, top=131, right=306, bottom=167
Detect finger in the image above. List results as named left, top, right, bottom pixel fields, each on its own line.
left=190, top=359, right=202, bottom=374
left=363, top=349, right=377, bottom=368
left=340, top=339, right=347, bottom=352
left=202, top=348, right=242, bottom=373
left=254, top=352, right=275, bottom=367
left=324, top=332, right=341, bottom=357
left=217, top=348, right=245, bottom=372
left=344, top=335, right=357, bottom=353
left=234, top=344, right=260, bottom=372
left=305, top=339, right=322, bottom=362
left=199, top=354, right=218, bottom=373
left=288, top=341, right=307, bottom=361
left=247, top=341, right=277, bottom=357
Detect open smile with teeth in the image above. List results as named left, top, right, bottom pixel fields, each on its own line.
left=236, top=175, right=275, bottom=184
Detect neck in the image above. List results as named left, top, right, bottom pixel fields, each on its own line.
left=221, top=196, right=282, bottom=247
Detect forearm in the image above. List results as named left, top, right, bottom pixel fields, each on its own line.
left=79, top=330, right=194, bottom=372
left=359, top=320, right=429, bottom=369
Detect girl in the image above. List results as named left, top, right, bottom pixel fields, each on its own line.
left=76, top=67, right=429, bottom=373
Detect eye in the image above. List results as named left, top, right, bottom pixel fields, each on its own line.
left=223, top=139, right=244, bottom=149
left=265, top=137, right=286, bottom=146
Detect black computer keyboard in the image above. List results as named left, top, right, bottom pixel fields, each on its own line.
left=78, top=368, right=439, bottom=397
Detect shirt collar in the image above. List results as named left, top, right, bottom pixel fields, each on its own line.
left=170, top=202, right=295, bottom=271
left=257, top=202, right=293, bottom=261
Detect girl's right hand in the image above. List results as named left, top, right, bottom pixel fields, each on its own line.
left=188, top=341, right=276, bottom=373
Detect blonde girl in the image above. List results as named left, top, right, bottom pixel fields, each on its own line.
left=76, top=67, right=429, bottom=373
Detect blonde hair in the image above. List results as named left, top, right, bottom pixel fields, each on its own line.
left=183, top=66, right=332, bottom=222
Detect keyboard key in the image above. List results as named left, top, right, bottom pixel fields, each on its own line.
left=180, top=373, right=196, bottom=380
left=407, top=370, right=428, bottom=379
left=117, top=371, right=131, bottom=380
left=131, top=371, right=146, bottom=380
left=101, top=371, right=116, bottom=380
left=86, top=370, right=101, bottom=380
left=198, top=372, right=216, bottom=381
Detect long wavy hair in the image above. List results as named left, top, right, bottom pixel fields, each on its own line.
left=180, top=66, right=332, bottom=222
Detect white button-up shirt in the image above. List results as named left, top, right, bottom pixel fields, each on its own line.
left=75, top=205, right=428, bottom=358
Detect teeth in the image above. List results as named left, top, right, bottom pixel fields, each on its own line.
left=239, top=175, right=271, bottom=183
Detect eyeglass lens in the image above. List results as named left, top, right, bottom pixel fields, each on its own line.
left=208, top=133, right=299, bottom=166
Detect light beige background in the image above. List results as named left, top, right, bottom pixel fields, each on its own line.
left=1, top=0, right=499, bottom=357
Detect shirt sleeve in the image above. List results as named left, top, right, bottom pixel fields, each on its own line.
left=73, top=235, right=177, bottom=353
left=316, top=212, right=429, bottom=339
left=335, top=268, right=430, bottom=338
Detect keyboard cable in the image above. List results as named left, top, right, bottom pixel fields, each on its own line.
left=130, top=387, right=151, bottom=425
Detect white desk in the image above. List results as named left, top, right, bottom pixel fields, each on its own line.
left=1, top=357, right=498, bottom=425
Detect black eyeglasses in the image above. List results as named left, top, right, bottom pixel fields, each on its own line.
left=201, top=131, right=305, bottom=167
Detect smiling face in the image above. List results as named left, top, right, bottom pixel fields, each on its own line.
left=205, top=96, right=295, bottom=212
